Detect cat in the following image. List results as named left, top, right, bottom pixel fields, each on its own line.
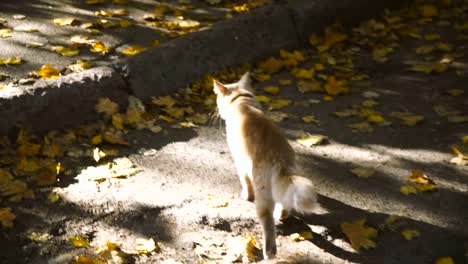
left=213, top=72, right=317, bottom=259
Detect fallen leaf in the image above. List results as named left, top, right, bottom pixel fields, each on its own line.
left=434, top=257, right=454, bottom=264
left=95, top=9, right=128, bottom=17
left=256, top=95, right=271, bottom=103
left=450, top=146, right=467, bottom=165
left=349, top=122, right=374, bottom=133
left=401, top=229, right=420, bottom=240
left=121, top=45, right=146, bottom=56
left=268, top=99, right=291, bottom=110
left=408, top=169, right=433, bottom=185
left=267, top=111, right=288, bottom=123
left=53, top=17, right=79, bottom=26
left=279, top=79, right=292, bottom=85
left=102, top=132, right=129, bottom=146
left=76, top=157, right=141, bottom=182
left=420, top=5, right=438, bottom=17
left=409, top=63, right=448, bottom=74
left=289, top=231, right=313, bottom=241
left=67, top=60, right=91, bottom=72
left=400, top=185, right=418, bottom=195
left=51, top=46, right=80, bottom=56
left=135, top=238, right=158, bottom=254
left=112, top=114, right=125, bottom=130
left=95, top=98, right=119, bottom=117
left=90, top=41, right=110, bottom=54
left=302, top=115, right=318, bottom=124
left=257, top=57, right=283, bottom=74
left=297, top=79, right=323, bottom=93
left=291, top=67, right=315, bottom=79
left=324, top=76, right=349, bottom=95
left=152, top=95, right=176, bottom=107
left=17, top=142, right=41, bottom=156
left=447, top=115, right=468, bottom=123
left=207, top=196, right=228, bottom=208
left=70, top=235, right=90, bottom=248
left=351, top=167, right=375, bottom=178
left=367, top=114, right=385, bottom=124
left=0, top=207, right=15, bottom=228
left=0, top=28, right=12, bottom=38
left=340, top=219, right=377, bottom=252
left=263, top=86, right=281, bottom=95
left=446, top=89, right=464, bottom=96
left=35, top=64, right=61, bottom=79
left=297, top=135, right=327, bottom=147
left=390, top=112, right=424, bottom=126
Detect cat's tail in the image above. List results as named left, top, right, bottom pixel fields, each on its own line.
left=272, top=174, right=317, bottom=214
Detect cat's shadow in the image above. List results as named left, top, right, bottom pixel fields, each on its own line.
left=276, top=195, right=466, bottom=264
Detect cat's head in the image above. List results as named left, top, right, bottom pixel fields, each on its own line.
left=213, top=72, right=254, bottom=119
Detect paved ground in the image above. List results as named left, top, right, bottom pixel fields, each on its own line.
left=0, top=0, right=267, bottom=86
left=1, top=1, right=468, bottom=264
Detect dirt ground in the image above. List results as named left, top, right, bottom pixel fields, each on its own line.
left=1, top=1, right=468, bottom=264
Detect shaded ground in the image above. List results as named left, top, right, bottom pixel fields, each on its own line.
left=1, top=1, right=468, bottom=264
left=0, top=0, right=269, bottom=86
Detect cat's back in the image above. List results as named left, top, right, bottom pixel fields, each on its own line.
left=239, top=105, right=295, bottom=166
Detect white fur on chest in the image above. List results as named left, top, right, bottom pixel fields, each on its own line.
left=225, top=121, right=252, bottom=178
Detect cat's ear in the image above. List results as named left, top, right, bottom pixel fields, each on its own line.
left=213, top=80, right=228, bottom=96
left=238, top=72, right=252, bottom=91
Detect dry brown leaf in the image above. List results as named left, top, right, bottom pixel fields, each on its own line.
left=341, top=219, right=377, bottom=252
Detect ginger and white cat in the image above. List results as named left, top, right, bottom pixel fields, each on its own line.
left=213, top=72, right=317, bottom=259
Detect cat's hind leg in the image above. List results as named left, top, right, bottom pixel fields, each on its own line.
left=254, top=183, right=277, bottom=259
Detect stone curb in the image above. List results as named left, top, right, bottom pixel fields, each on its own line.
left=0, top=0, right=410, bottom=134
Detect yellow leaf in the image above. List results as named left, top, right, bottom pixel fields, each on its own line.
left=291, top=67, right=315, bottom=79
left=51, top=46, right=79, bottom=56
left=415, top=45, right=435, bottom=55
left=297, top=135, right=327, bottom=147
left=308, top=33, right=320, bottom=46
left=71, top=256, right=105, bottom=264
left=415, top=183, right=437, bottom=192
left=351, top=167, right=375, bottom=178
left=102, top=132, right=129, bottom=146
left=361, top=100, right=378, bottom=108
left=263, top=86, right=281, bottom=95
left=119, top=20, right=133, bottom=28
left=42, top=143, right=63, bottom=158
left=372, top=46, right=393, bottom=62
left=95, top=98, right=119, bottom=117
left=160, top=115, right=176, bottom=122
left=112, top=114, right=125, bottom=130
left=400, top=185, right=418, bottom=195
left=289, top=231, right=313, bottom=241
left=314, top=63, right=325, bottom=71
left=207, top=196, right=228, bottom=208
left=267, top=112, right=288, bottom=123
left=135, top=238, right=158, bottom=254
left=268, top=99, right=291, bottom=110
left=90, top=41, right=110, bottom=54
left=324, top=76, right=349, bottom=95
left=151, top=40, right=161, bottom=47
left=0, top=57, right=22, bottom=66
left=164, top=107, right=185, bottom=119
left=340, top=219, right=377, bottom=252
left=113, top=0, right=129, bottom=4
left=323, top=95, right=334, bottom=101
left=409, top=63, right=448, bottom=74
left=257, top=57, right=283, bottom=74
left=36, top=64, right=61, bottom=79
left=48, top=193, right=60, bottom=203
left=302, top=115, right=317, bottom=124
left=121, top=45, right=146, bottom=56
left=349, top=122, right=373, bottom=133
left=420, top=5, right=438, bottom=17
left=253, top=73, right=271, bottom=82
left=390, top=112, right=424, bottom=126
left=367, top=114, right=385, bottom=124
left=297, top=80, right=322, bottom=93
left=86, top=0, right=105, bottom=4
left=279, top=79, right=292, bottom=85
left=53, top=17, right=79, bottom=26
left=447, top=89, right=464, bottom=96
left=424, top=34, right=440, bottom=41
left=401, top=229, right=420, bottom=240
left=242, top=234, right=258, bottom=262
left=152, top=95, right=176, bottom=107
left=0, top=207, right=16, bottom=228
left=16, top=157, right=41, bottom=173
left=434, top=257, right=454, bottom=264
left=35, top=169, right=57, bottom=186
left=436, top=42, right=452, bottom=52
left=256, top=95, right=271, bottom=103
left=67, top=60, right=91, bottom=72
left=0, top=28, right=12, bottom=38
left=17, top=142, right=41, bottom=156
left=70, top=235, right=90, bottom=248
left=95, top=9, right=128, bottom=17
left=408, top=169, right=433, bottom=185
